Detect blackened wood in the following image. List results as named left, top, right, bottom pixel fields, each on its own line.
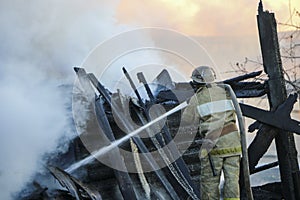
left=257, top=1, right=300, bottom=199
left=89, top=74, right=181, bottom=200
left=239, top=95, right=300, bottom=134
left=250, top=161, right=279, bottom=175
left=136, top=71, right=200, bottom=199
left=247, top=125, right=278, bottom=171
left=74, top=67, right=138, bottom=200
left=223, top=70, right=262, bottom=83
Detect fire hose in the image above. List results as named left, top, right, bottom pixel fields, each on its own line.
left=222, top=84, right=254, bottom=200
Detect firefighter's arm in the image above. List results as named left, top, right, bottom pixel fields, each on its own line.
left=181, top=95, right=199, bottom=128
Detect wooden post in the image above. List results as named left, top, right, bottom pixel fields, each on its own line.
left=257, top=1, right=300, bottom=199
left=248, top=125, right=277, bottom=171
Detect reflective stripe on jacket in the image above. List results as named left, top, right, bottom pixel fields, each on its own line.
left=182, top=84, right=241, bottom=157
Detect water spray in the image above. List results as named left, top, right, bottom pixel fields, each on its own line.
left=65, top=101, right=188, bottom=173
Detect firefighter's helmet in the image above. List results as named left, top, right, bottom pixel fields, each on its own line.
left=191, top=66, right=216, bottom=83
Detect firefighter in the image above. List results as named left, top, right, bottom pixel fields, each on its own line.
left=182, top=66, right=241, bottom=200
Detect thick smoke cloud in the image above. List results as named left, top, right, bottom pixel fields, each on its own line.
left=0, top=0, right=298, bottom=199
left=0, top=0, right=125, bottom=199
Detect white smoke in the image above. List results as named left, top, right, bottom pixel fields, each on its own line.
left=0, top=0, right=128, bottom=199
left=0, top=0, right=221, bottom=199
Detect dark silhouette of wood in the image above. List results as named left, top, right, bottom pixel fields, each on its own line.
left=240, top=94, right=300, bottom=134
left=256, top=1, right=300, bottom=199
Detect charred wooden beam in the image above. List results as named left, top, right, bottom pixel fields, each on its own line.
left=257, top=1, right=300, bottom=199
left=251, top=161, right=279, bottom=175
left=240, top=94, right=300, bottom=134
left=226, top=81, right=266, bottom=98
left=74, top=67, right=138, bottom=200
left=248, top=125, right=278, bottom=172
left=223, top=70, right=263, bottom=83
left=136, top=71, right=200, bottom=199
left=48, top=166, right=102, bottom=200
left=156, top=78, right=266, bottom=104
left=88, top=71, right=181, bottom=200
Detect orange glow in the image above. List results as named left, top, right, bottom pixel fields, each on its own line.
left=116, top=0, right=300, bottom=37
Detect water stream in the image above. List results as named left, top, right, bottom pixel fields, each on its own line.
left=65, top=101, right=187, bottom=173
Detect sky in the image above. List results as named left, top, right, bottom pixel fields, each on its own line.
left=112, top=0, right=300, bottom=85
left=0, top=0, right=299, bottom=199
left=116, top=0, right=300, bottom=37
left=114, top=0, right=300, bottom=79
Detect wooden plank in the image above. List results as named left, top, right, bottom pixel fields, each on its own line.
left=74, top=67, right=138, bottom=200
left=256, top=1, right=300, bottom=199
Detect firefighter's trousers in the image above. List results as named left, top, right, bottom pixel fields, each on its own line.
left=200, top=155, right=240, bottom=200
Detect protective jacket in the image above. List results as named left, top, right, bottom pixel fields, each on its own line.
left=182, top=83, right=241, bottom=157
left=182, top=83, right=242, bottom=199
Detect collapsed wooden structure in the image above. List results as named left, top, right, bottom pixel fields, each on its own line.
left=19, top=1, right=300, bottom=200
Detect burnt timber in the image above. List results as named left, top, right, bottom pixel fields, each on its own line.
left=19, top=64, right=300, bottom=200
left=254, top=1, right=300, bottom=199
left=19, top=2, right=300, bottom=200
